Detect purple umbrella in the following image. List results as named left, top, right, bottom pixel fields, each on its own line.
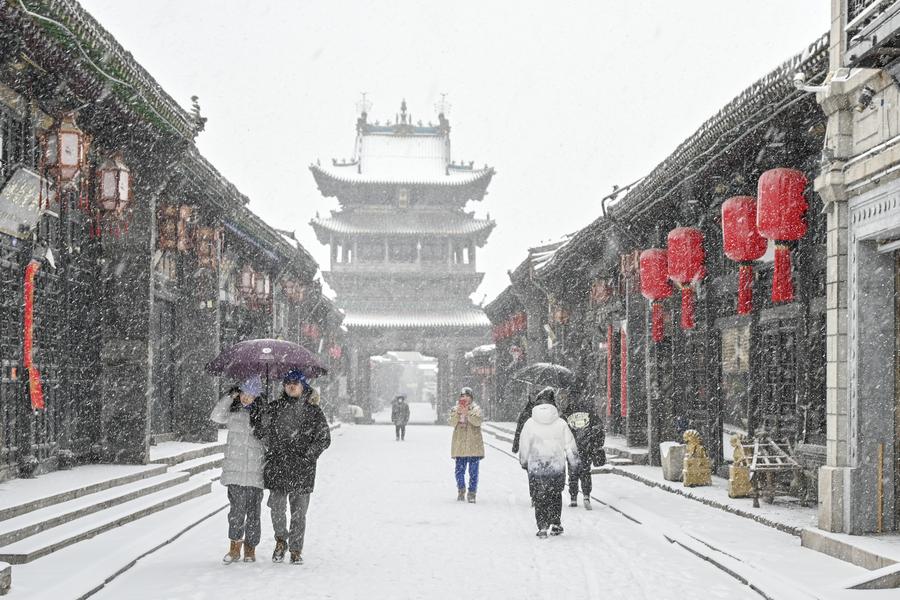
left=206, top=338, right=328, bottom=381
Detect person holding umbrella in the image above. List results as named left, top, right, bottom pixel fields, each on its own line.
left=210, top=375, right=266, bottom=563
left=262, top=369, right=331, bottom=565
left=449, top=387, right=485, bottom=503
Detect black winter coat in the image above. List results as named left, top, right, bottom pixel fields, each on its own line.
left=262, top=390, right=331, bottom=493
left=391, top=401, right=410, bottom=425
left=561, top=395, right=605, bottom=467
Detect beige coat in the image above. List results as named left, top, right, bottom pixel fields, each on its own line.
left=449, top=403, right=485, bottom=458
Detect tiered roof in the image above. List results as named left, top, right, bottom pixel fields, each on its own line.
left=310, top=211, right=495, bottom=244
left=342, top=307, right=491, bottom=330
left=309, top=102, right=494, bottom=202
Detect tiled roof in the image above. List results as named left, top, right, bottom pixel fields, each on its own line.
left=310, top=163, right=494, bottom=187
left=310, top=211, right=495, bottom=242
left=342, top=308, right=491, bottom=329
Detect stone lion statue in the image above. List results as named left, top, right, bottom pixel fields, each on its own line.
left=683, top=429, right=708, bottom=460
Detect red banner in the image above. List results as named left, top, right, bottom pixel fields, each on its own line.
left=24, top=260, right=44, bottom=410
left=620, top=328, right=628, bottom=418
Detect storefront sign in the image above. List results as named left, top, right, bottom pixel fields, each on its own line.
left=0, top=168, right=47, bottom=238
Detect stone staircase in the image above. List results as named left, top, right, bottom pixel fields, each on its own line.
left=0, top=437, right=225, bottom=568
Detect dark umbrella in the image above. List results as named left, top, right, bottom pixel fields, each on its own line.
left=206, top=338, right=328, bottom=381
left=512, top=362, right=574, bottom=389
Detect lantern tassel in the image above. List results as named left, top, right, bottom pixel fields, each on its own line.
left=772, top=244, right=794, bottom=303
left=680, top=286, right=695, bottom=329
left=737, top=264, right=754, bottom=315
left=651, top=301, right=664, bottom=342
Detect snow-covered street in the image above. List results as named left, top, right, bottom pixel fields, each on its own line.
left=92, top=424, right=767, bottom=600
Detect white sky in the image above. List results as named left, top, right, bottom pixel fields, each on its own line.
left=77, top=0, right=829, bottom=303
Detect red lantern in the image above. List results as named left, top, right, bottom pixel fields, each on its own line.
left=640, top=249, right=672, bottom=342
left=722, top=196, right=768, bottom=315
left=667, top=227, right=705, bottom=329
left=757, top=168, right=808, bottom=303
left=97, top=152, right=131, bottom=213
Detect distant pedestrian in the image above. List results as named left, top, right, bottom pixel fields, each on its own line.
left=391, top=395, right=410, bottom=441
left=210, top=375, right=266, bottom=564
left=561, top=381, right=605, bottom=510
left=517, top=387, right=580, bottom=538
left=262, top=369, right=332, bottom=565
left=449, top=387, right=485, bottom=503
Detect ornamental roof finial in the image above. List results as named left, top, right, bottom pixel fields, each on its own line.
left=400, top=99, right=408, bottom=124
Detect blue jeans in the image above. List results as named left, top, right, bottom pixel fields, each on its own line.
left=455, top=457, right=480, bottom=492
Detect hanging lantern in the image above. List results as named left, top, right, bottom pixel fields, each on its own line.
left=238, top=265, right=256, bottom=298
left=157, top=206, right=179, bottom=251
left=722, top=196, right=768, bottom=314
left=97, top=152, right=131, bottom=213
left=667, top=227, right=705, bottom=329
left=254, top=271, right=270, bottom=303
left=177, top=206, right=194, bottom=252
left=757, top=168, right=808, bottom=303
left=639, top=249, right=672, bottom=342
left=43, top=112, right=87, bottom=185
left=194, top=226, right=221, bottom=269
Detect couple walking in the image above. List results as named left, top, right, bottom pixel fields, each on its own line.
left=514, top=385, right=605, bottom=538
left=210, top=369, right=332, bottom=565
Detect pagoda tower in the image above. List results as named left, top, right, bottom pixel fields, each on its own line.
left=310, top=100, right=495, bottom=418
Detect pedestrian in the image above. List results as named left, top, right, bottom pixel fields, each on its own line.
left=561, top=380, right=605, bottom=510
left=210, top=375, right=266, bottom=564
left=391, top=394, right=410, bottom=441
left=449, top=387, right=485, bottom=503
left=517, top=387, right=580, bottom=538
left=512, top=391, right=545, bottom=504
left=262, top=369, right=332, bottom=565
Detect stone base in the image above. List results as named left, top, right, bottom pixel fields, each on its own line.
left=728, top=465, right=752, bottom=498
left=0, top=562, right=10, bottom=595
left=660, top=442, right=684, bottom=481
left=818, top=465, right=846, bottom=532
left=683, top=457, right=711, bottom=487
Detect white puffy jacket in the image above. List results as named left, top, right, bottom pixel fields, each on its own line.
left=210, top=394, right=265, bottom=488
left=518, top=403, right=580, bottom=477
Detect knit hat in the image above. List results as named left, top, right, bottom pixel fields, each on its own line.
left=459, top=387, right=474, bottom=398
left=239, top=375, right=262, bottom=398
left=283, top=369, right=307, bottom=385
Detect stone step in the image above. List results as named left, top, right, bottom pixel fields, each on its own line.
left=171, top=453, right=224, bottom=477
left=608, top=457, right=635, bottom=466
left=150, top=441, right=227, bottom=467
left=0, top=464, right=169, bottom=524
left=0, top=471, right=190, bottom=548
left=0, top=478, right=211, bottom=565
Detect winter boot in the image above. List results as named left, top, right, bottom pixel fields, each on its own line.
left=272, top=537, right=287, bottom=563
left=467, top=490, right=476, bottom=504
left=583, top=497, right=593, bottom=511
left=536, top=529, right=548, bottom=539
left=223, top=539, right=242, bottom=564
left=457, top=488, right=466, bottom=501
left=549, top=524, right=564, bottom=536
left=569, top=495, right=578, bottom=508
left=243, top=542, right=256, bottom=562
left=290, top=551, right=304, bottom=565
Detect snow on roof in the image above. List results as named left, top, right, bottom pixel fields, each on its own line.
left=342, top=307, right=491, bottom=329
left=531, top=235, right=574, bottom=274
left=311, top=162, right=493, bottom=187
left=310, top=211, right=495, bottom=240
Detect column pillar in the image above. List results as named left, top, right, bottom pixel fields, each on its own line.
left=174, top=257, right=219, bottom=442
left=624, top=277, right=647, bottom=447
